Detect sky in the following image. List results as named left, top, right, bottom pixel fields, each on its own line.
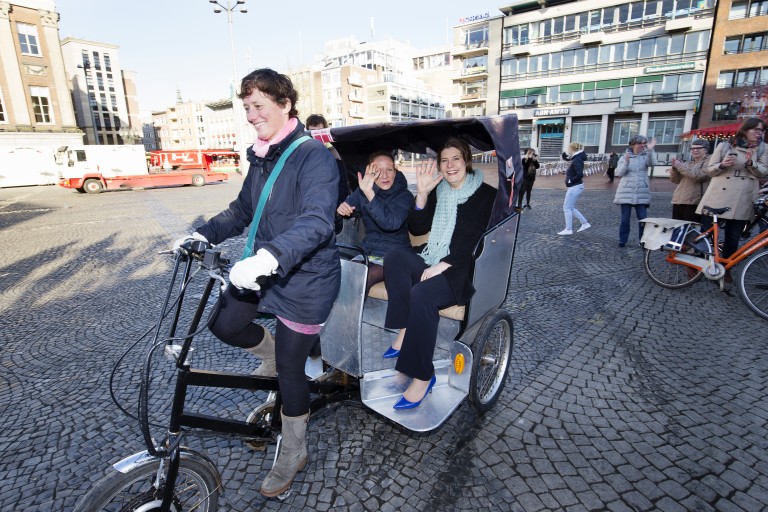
left=54, top=0, right=501, bottom=118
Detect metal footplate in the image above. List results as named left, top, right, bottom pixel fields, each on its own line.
left=360, top=340, right=472, bottom=432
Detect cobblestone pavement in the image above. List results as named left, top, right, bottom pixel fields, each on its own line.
left=0, top=175, right=766, bottom=512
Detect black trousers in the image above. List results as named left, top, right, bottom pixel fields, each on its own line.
left=700, top=217, right=748, bottom=259
left=672, top=204, right=702, bottom=224
left=208, top=286, right=317, bottom=416
left=384, top=248, right=457, bottom=381
left=517, top=179, right=534, bottom=207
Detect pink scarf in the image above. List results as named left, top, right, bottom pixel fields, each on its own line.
left=251, top=117, right=298, bottom=158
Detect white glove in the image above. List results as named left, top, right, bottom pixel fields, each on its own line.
left=172, top=232, right=208, bottom=253
left=229, top=249, right=279, bottom=290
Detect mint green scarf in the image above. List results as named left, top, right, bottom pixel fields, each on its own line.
left=420, top=171, right=484, bottom=266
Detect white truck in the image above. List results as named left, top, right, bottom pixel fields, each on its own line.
left=0, top=145, right=228, bottom=192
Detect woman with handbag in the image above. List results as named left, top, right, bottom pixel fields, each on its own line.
left=517, top=148, right=539, bottom=209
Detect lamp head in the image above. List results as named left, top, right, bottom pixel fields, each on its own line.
left=213, top=8, right=221, bottom=12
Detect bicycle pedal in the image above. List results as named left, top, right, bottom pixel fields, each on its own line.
left=277, top=489, right=292, bottom=501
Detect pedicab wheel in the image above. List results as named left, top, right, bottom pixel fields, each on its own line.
left=83, top=178, right=103, bottom=194
left=738, top=250, right=768, bottom=321
left=469, top=309, right=514, bottom=413
left=72, top=457, right=219, bottom=512
left=245, top=400, right=276, bottom=451
left=643, top=248, right=704, bottom=289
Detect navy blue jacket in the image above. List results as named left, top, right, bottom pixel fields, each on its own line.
left=409, top=180, right=495, bottom=305
left=343, top=171, right=414, bottom=257
left=564, top=151, right=586, bottom=187
left=196, top=121, right=341, bottom=324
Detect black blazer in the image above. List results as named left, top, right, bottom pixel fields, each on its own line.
left=409, top=181, right=495, bottom=305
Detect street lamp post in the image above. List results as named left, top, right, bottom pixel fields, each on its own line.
left=77, top=62, right=100, bottom=145
left=210, top=0, right=247, bottom=173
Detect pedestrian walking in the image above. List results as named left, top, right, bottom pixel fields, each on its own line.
left=614, top=135, right=656, bottom=247
left=607, top=151, right=618, bottom=183
left=557, top=142, right=591, bottom=235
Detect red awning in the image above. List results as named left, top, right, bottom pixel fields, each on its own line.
left=682, top=122, right=743, bottom=139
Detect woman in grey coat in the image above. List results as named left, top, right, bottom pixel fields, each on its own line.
left=613, top=134, right=656, bottom=247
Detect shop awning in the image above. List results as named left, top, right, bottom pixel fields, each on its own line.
left=536, top=118, right=565, bottom=125
left=681, top=122, right=742, bottom=139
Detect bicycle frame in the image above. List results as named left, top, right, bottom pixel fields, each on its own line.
left=691, top=214, right=768, bottom=273
left=143, top=248, right=358, bottom=511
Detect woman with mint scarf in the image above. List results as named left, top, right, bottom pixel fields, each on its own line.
left=382, top=138, right=495, bottom=410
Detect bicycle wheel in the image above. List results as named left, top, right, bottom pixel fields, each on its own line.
left=643, top=248, right=704, bottom=289
left=469, top=309, right=514, bottom=413
left=738, top=250, right=768, bottom=321
left=73, top=455, right=220, bottom=512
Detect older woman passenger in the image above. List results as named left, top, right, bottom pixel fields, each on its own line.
left=336, top=151, right=414, bottom=291
left=669, top=138, right=711, bottom=223
left=381, top=138, right=495, bottom=409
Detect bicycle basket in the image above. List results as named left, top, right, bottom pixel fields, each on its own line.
left=640, top=218, right=699, bottom=251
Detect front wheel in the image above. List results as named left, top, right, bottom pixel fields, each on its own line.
left=738, top=250, right=768, bottom=321
left=643, top=248, right=704, bottom=289
left=83, top=179, right=104, bottom=194
left=73, top=456, right=220, bottom=512
left=469, top=309, right=514, bottom=413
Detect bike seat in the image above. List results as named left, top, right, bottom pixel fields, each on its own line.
left=702, top=205, right=731, bottom=216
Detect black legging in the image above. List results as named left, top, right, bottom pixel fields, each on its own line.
left=701, top=217, right=748, bottom=259
left=517, top=180, right=534, bottom=208
left=208, top=287, right=317, bottom=416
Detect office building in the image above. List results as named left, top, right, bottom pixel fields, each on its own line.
left=454, top=1, right=715, bottom=159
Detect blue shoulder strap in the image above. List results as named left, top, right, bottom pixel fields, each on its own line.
left=241, top=135, right=311, bottom=260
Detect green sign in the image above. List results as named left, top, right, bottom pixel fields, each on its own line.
left=644, top=62, right=695, bottom=74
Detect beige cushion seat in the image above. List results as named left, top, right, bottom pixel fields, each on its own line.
left=367, top=282, right=465, bottom=321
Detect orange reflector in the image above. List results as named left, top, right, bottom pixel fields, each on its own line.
left=454, top=353, right=465, bottom=374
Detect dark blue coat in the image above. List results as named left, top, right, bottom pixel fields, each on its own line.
left=343, top=171, right=414, bottom=257
left=564, top=151, right=586, bottom=187
left=196, top=121, right=341, bottom=325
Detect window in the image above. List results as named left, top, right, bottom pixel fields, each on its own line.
left=736, top=68, right=760, bottom=86
left=713, top=102, right=741, bottom=121
left=16, top=23, right=40, bottom=56
left=114, top=117, right=121, bottom=130
left=724, top=36, right=741, bottom=54
left=647, top=118, right=683, bottom=144
left=103, top=113, right=111, bottom=129
left=518, top=126, right=532, bottom=149
left=717, top=70, right=735, bottom=88
left=30, top=86, right=53, bottom=123
left=93, top=52, right=101, bottom=70
left=111, top=95, right=118, bottom=111
left=97, top=73, right=104, bottom=90
left=104, top=54, right=112, bottom=72
left=612, top=120, right=641, bottom=145
left=572, top=122, right=601, bottom=145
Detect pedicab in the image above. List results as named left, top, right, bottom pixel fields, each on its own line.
left=73, top=114, right=524, bottom=511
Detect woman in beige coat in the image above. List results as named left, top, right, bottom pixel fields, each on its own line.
left=669, top=138, right=711, bottom=223
left=696, top=117, right=768, bottom=262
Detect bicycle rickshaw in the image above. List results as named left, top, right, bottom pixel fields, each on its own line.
left=74, top=115, right=523, bottom=511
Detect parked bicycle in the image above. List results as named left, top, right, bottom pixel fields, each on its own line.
left=640, top=193, right=768, bottom=321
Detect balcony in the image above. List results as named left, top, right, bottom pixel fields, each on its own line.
left=348, top=93, right=363, bottom=103
left=454, top=93, right=487, bottom=104
left=665, top=17, right=694, bottom=32
left=452, top=40, right=489, bottom=58
left=451, top=65, right=489, bottom=81
left=348, top=109, right=363, bottom=119
left=579, top=32, right=604, bottom=46
left=347, top=75, right=363, bottom=87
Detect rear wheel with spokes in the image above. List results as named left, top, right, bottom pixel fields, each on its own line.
left=643, top=248, right=704, bottom=289
left=738, top=250, right=768, bottom=321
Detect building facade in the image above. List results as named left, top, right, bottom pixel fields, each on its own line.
left=61, top=37, right=137, bottom=145
left=454, top=1, right=716, bottom=160
left=151, top=96, right=247, bottom=151
left=0, top=0, right=81, bottom=146
left=699, top=0, right=768, bottom=131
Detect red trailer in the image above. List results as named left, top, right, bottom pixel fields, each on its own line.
left=149, top=149, right=240, bottom=173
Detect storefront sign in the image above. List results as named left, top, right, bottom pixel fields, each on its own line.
left=533, top=108, right=570, bottom=117
left=458, top=12, right=490, bottom=24
left=644, top=62, right=695, bottom=74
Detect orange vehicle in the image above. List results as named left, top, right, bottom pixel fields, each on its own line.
left=149, top=149, right=240, bottom=173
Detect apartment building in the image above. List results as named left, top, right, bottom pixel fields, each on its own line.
left=454, top=0, right=715, bottom=159
left=151, top=95, right=246, bottom=151
left=699, top=0, right=768, bottom=131
left=61, top=37, right=137, bottom=145
left=0, top=0, right=81, bottom=146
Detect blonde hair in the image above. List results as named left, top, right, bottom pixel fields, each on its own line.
left=568, top=142, right=583, bottom=152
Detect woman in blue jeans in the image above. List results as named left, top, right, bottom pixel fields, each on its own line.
left=613, top=135, right=656, bottom=247
left=557, top=142, right=591, bottom=235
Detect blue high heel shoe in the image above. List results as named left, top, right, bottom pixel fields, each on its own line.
left=383, top=346, right=400, bottom=359
left=393, top=375, right=436, bottom=410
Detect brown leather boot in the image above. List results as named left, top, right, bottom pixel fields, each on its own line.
left=244, top=328, right=276, bottom=377
left=260, top=411, right=309, bottom=497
